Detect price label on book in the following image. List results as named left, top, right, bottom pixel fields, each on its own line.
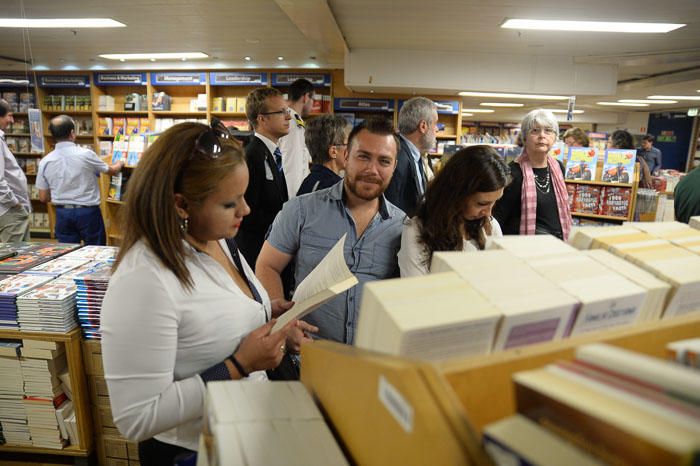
left=39, top=75, right=90, bottom=88
left=271, top=72, right=331, bottom=87
left=210, top=72, right=267, bottom=86
left=150, top=72, right=206, bottom=86
left=94, top=73, right=147, bottom=86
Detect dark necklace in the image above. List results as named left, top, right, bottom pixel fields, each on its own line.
left=534, top=167, right=551, bottom=193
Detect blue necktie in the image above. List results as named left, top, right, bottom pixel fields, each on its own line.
left=273, top=147, right=283, bottom=172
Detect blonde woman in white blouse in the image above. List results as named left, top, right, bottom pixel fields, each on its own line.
left=101, top=123, right=316, bottom=465
left=398, top=145, right=510, bottom=277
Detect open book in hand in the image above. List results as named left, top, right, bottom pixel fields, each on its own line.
left=272, top=234, right=358, bottom=332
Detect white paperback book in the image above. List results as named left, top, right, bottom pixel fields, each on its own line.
left=272, top=234, right=358, bottom=332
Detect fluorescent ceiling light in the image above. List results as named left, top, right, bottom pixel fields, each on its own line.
left=597, top=102, right=649, bottom=107
left=462, top=108, right=495, bottom=113
left=0, top=18, right=125, bottom=28
left=461, top=113, right=473, bottom=117
left=459, top=91, right=568, bottom=100
left=501, top=19, right=684, bottom=33
left=100, top=52, right=208, bottom=60
left=647, top=95, right=700, bottom=101
left=618, top=99, right=677, bottom=104
left=543, top=109, right=584, bottom=114
left=480, top=102, right=524, bottom=107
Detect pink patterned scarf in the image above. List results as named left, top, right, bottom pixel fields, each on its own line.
left=517, top=150, right=572, bottom=240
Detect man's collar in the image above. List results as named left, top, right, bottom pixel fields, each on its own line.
left=55, top=141, right=76, bottom=149
left=400, top=134, right=421, bottom=161
left=254, top=132, right=279, bottom=155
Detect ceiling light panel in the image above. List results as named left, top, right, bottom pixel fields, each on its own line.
left=597, top=102, right=649, bottom=107
left=0, top=18, right=125, bottom=28
left=459, top=91, right=568, bottom=100
left=480, top=102, right=524, bottom=107
left=501, top=19, right=684, bottom=33
left=647, top=95, right=700, bottom=101
left=100, top=52, right=208, bottom=60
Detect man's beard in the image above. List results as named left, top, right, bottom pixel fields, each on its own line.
left=345, top=173, right=387, bottom=201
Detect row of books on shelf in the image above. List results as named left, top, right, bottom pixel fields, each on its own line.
left=98, top=93, right=148, bottom=112
left=1, top=91, right=36, bottom=112
left=154, top=118, right=207, bottom=133
left=0, top=338, right=78, bottom=449
left=5, top=137, right=33, bottom=154
left=566, top=184, right=631, bottom=218
left=556, top=145, right=638, bottom=183
left=353, top=222, right=700, bottom=361
left=98, top=117, right=150, bottom=136
left=109, top=133, right=159, bottom=167
left=6, top=117, right=29, bottom=134
left=28, top=212, right=50, bottom=230
left=43, top=95, right=91, bottom=112
left=483, top=342, right=700, bottom=466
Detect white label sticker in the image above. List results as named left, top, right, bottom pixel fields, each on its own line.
left=378, top=375, right=414, bottom=433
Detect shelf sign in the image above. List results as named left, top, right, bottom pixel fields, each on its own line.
left=38, top=75, right=90, bottom=88
left=398, top=99, right=459, bottom=115
left=0, top=74, right=34, bottom=87
left=334, top=98, right=394, bottom=113
left=657, top=130, right=676, bottom=143
left=150, top=72, right=206, bottom=86
left=688, top=108, right=698, bottom=117
left=210, top=72, right=267, bottom=86
left=271, top=73, right=331, bottom=87
left=94, top=72, right=147, bottom=86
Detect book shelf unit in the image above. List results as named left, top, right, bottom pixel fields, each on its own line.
left=301, top=313, right=700, bottom=465
left=208, top=71, right=268, bottom=129
left=565, top=162, right=640, bottom=224
left=0, top=328, right=93, bottom=459
left=270, top=71, right=333, bottom=120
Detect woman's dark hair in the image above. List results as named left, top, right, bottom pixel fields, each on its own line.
left=610, top=129, right=635, bottom=150
left=415, top=145, right=510, bottom=264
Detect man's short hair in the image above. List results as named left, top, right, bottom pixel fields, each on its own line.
left=397, top=97, right=437, bottom=135
left=245, top=87, right=283, bottom=129
left=49, top=115, right=75, bottom=141
left=0, top=99, right=11, bottom=117
left=643, top=134, right=655, bottom=143
left=347, top=116, right=399, bottom=157
left=304, top=115, right=349, bottom=165
left=288, top=79, right=314, bottom=102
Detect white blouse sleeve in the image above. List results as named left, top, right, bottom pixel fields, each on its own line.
left=100, top=264, right=205, bottom=442
left=398, top=219, right=430, bottom=277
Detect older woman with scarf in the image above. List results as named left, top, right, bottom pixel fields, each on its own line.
left=493, top=109, right=572, bottom=240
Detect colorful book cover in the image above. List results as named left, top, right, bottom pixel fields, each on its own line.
left=0, top=274, right=53, bottom=297
left=125, top=118, right=140, bottom=136
left=98, top=117, right=113, bottom=136
left=111, top=134, right=128, bottom=164
left=24, top=258, right=91, bottom=277
left=19, top=281, right=77, bottom=301
left=126, top=134, right=145, bottom=166
left=108, top=173, right=123, bottom=200
left=549, top=141, right=567, bottom=163
left=602, top=149, right=636, bottom=183
left=573, top=185, right=602, bottom=214
left=599, top=186, right=631, bottom=218
left=564, top=147, right=597, bottom=181
left=112, top=118, right=126, bottom=136
left=138, top=118, right=150, bottom=134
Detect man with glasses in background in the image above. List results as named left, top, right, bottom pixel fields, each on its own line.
left=279, top=78, right=315, bottom=198
left=238, top=87, right=292, bottom=271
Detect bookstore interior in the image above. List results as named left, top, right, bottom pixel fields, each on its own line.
left=1, top=1, right=700, bottom=465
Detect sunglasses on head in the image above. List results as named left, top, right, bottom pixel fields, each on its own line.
left=193, top=123, right=231, bottom=159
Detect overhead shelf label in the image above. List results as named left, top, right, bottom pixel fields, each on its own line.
left=271, top=73, right=331, bottom=87
left=0, top=74, right=34, bottom=87
left=334, top=97, right=394, bottom=112
left=39, top=75, right=90, bottom=88
left=94, top=72, right=147, bottom=86
left=151, top=72, right=206, bottom=86
left=210, top=72, right=267, bottom=86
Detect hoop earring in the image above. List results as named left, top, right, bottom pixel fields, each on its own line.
left=179, top=217, right=189, bottom=234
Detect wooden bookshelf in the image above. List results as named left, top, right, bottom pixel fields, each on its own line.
left=565, top=179, right=634, bottom=188
left=0, top=328, right=93, bottom=458
left=571, top=211, right=627, bottom=222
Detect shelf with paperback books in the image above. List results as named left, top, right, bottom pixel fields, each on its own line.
left=0, top=328, right=93, bottom=457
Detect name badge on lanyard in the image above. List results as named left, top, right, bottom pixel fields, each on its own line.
left=264, top=159, right=274, bottom=181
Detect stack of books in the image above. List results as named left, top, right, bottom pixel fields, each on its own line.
left=20, top=340, right=68, bottom=449
left=0, top=274, right=54, bottom=329
left=16, top=280, right=79, bottom=332
left=24, top=257, right=91, bottom=278
left=71, top=261, right=113, bottom=340
left=0, top=243, right=82, bottom=275
left=667, top=337, right=700, bottom=369
left=62, top=245, right=118, bottom=263
left=0, top=341, right=31, bottom=446
left=510, top=343, right=700, bottom=465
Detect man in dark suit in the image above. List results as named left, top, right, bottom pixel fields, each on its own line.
left=384, top=97, right=438, bottom=216
left=238, top=87, right=292, bottom=269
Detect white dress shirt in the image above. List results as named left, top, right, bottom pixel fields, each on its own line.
left=0, top=129, right=30, bottom=215
left=278, top=108, right=311, bottom=198
left=398, top=216, right=503, bottom=277
left=101, top=239, right=270, bottom=451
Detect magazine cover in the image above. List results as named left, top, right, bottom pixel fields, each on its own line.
left=599, top=186, right=632, bottom=218
left=602, top=148, right=636, bottom=183
left=549, top=141, right=567, bottom=163
left=573, top=184, right=602, bottom=214
left=564, top=147, right=598, bottom=180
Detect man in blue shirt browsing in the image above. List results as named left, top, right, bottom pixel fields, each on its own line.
left=37, top=115, right=123, bottom=244
left=256, top=116, right=406, bottom=344
left=637, top=134, right=663, bottom=175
